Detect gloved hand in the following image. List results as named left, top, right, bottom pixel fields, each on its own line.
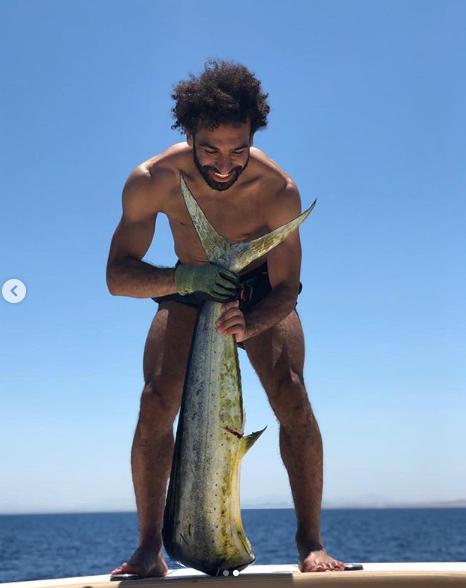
left=174, top=263, right=240, bottom=302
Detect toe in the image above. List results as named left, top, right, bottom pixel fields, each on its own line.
left=111, top=564, right=126, bottom=575
left=111, top=562, right=135, bottom=576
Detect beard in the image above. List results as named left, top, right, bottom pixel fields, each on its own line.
left=192, top=143, right=250, bottom=192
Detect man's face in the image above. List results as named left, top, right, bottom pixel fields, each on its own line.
left=189, top=121, right=253, bottom=192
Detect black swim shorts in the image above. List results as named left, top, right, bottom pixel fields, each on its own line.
left=152, top=262, right=302, bottom=311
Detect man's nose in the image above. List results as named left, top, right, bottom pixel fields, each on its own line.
left=215, top=156, right=232, bottom=174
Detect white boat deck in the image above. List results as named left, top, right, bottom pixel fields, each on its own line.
left=4, top=563, right=466, bottom=588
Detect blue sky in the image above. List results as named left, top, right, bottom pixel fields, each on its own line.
left=1, top=0, right=465, bottom=513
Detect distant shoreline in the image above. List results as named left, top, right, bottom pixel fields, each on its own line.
left=248, top=501, right=466, bottom=510
left=1, top=501, right=466, bottom=515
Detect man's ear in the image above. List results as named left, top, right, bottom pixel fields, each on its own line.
left=187, top=132, right=193, bottom=146
left=249, top=133, right=254, bottom=146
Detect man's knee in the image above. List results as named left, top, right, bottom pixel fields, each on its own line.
left=137, top=379, right=182, bottom=437
left=269, top=371, right=314, bottom=430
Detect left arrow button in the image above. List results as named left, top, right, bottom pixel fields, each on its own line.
left=2, top=279, right=27, bottom=303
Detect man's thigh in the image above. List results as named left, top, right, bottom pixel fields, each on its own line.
left=143, top=301, right=199, bottom=398
left=242, top=310, right=306, bottom=412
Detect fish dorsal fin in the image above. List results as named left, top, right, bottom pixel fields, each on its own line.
left=230, top=200, right=316, bottom=273
left=239, top=426, right=267, bottom=458
left=180, top=173, right=230, bottom=262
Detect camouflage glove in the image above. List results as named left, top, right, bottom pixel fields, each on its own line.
left=174, top=263, right=240, bottom=302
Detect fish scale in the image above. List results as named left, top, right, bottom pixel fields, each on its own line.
left=162, top=173, right=315, bottom=576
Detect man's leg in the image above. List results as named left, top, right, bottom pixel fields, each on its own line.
left=111, top=301, right=199, bottom=578
left=243, top=310, right=344, bottom=572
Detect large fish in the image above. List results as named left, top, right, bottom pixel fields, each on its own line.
left=162, top=173, right=315, bottom=576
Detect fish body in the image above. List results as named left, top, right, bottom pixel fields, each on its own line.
left=162, top=174, right=315, bottom=576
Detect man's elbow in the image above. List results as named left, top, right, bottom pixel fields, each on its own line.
left=273, top=282, right=300, bottom=314
left=285, top=291, right=299, bottom=315
left=106, top=261, right=122, bottom=296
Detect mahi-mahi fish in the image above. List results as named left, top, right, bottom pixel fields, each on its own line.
left=162, top=173, right=316, bottom=576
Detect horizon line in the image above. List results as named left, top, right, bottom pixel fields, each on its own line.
left=2, top=500, right=466, bottom=516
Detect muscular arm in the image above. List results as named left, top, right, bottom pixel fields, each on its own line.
left=106, top=167, right=178, bottom=298
left=242, top=180, right=303, bottom=340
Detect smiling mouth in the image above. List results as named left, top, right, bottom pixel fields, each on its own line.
left=212, top=170, right=233, bottom=181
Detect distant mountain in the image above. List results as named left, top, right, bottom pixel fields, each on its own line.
left=243, top=501, right=293, bottom=509
left=324, top=499, right=466, bottom=509
left=243, top=499, right=466, bottom=509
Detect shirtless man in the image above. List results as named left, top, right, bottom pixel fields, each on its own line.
left=106, top=59, right=344, bottom=575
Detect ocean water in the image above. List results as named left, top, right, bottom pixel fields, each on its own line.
left=1, top=508, right=465, bottom=583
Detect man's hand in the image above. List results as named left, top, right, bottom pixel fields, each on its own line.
left=175, top=263, right=239, bottom=302
left=215, top=300, right=248, bottom=343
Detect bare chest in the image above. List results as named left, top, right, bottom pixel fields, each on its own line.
left=163, top=181, right=267, bottom=264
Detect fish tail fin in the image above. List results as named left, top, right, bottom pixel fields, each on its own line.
left=240, top=426, right=267, bottom=457
left=180, top=173, right=230, bottom=262
left=230, top=201, right=316, bottom=273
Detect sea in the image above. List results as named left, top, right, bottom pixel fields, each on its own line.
left=1, top=508, right=465, bottom=583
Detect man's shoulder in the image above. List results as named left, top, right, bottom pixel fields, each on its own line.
left=249, top=147, right=298, bottom=199
left=124, top=143, right=191, bottom=209
left=136, top=142, right=191, bottom=183
left=248, top=149, right=301, bottom=229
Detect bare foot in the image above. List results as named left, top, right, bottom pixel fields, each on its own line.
left=297, top=541, right=345, bottom=572
left=111, top=545, right=169, bottom=578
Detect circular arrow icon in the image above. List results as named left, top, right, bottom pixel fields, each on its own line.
left=2, top=278, right=27, bottom=304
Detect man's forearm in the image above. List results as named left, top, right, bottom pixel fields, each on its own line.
left=107, top=257, right=177, bottom=298
left=243, top=284, right=299, bottom=340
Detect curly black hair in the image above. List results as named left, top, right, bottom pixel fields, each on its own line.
left=171, top=59, right=270, bottom=135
